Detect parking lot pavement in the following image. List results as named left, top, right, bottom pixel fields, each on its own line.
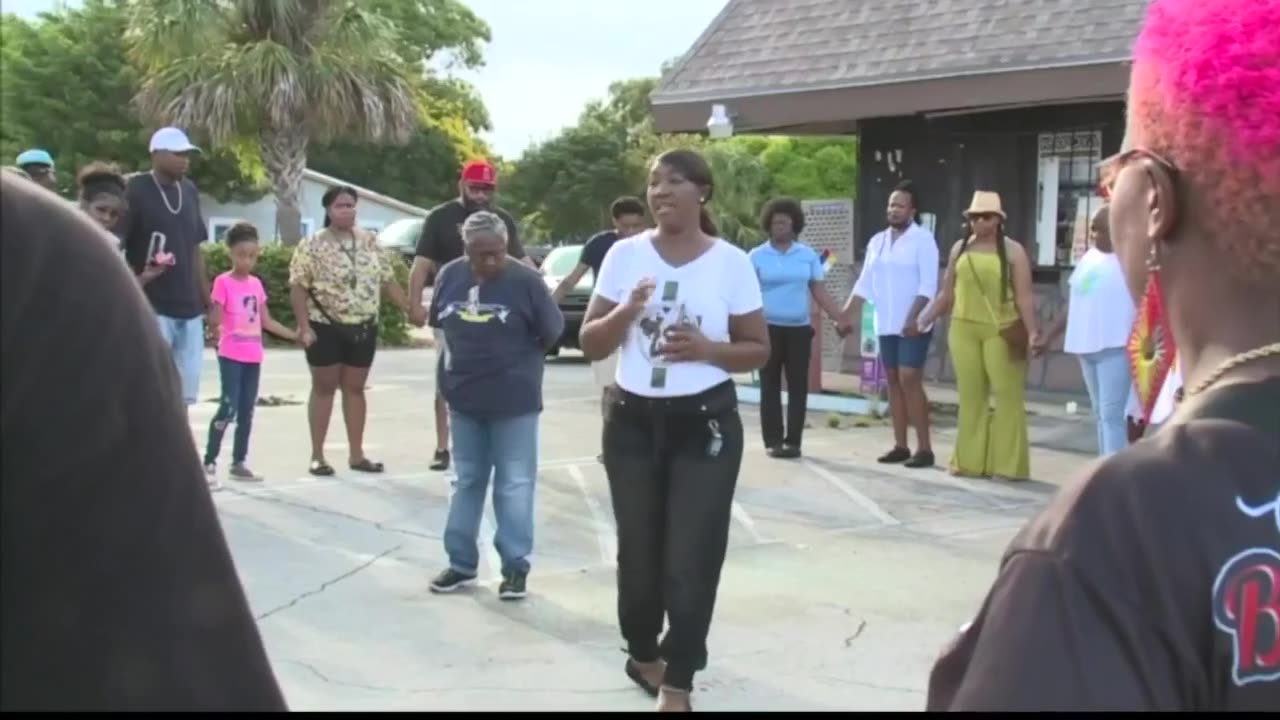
left=191, top=347, right=1057, bottom=711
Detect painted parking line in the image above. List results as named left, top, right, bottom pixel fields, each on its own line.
left=568, top=464, right=616, bottom=566
left=836, top=458, right=1050, bottom=505
left=731, top=501, right=768, bottom=544
left=214, top=456, right=606, bottom=503
left=801, top=459, right=901, bottom=526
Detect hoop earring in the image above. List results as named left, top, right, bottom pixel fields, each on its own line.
left=1127, top=244, right=1177, bottom=423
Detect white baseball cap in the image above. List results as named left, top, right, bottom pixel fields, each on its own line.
left=149, top=127, right=202, bottom=154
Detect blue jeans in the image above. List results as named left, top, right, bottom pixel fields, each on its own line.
left=1078, top=347, right=1130, bottom=456
left=204, top=357, right=261, bottom=465
left=156, top=314, right=205, bottom=405
left=444, top=410, right=539, bottom=577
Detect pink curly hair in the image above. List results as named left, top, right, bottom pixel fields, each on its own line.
left=1128, top=0, right=1280, bottom=281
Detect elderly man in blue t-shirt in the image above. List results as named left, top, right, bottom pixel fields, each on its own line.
left=425, top=210, right=564, bottom=602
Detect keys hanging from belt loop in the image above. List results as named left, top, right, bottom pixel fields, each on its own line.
left=706, top=419, right=723, bottom=458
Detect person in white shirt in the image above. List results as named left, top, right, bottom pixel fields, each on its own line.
left=841, top=181, right=940, bottom=468
left=579, top=149, right=769, bottom=712
left=1040, top=205, right=1135, bottom=455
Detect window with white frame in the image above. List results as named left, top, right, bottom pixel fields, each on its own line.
left=208, top=217, right=242, bottom=242
left=1035, top=130, right=1105, bottom=268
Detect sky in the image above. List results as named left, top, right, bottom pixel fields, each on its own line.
left=7, top=0, right=728, bottom=158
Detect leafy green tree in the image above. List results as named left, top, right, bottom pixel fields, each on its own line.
left=128, top=0, right=422, bottom=244
left=0, top=0, right=262, bottom=201
left=364, top=0, right=491, bottom=70
left=308, top=111, right=478, bottom=211
left=759, top=136, right=857, bottom=201
left=493, top=70, right=860, bottom=248
left=501, top=120, right=635, bottom=243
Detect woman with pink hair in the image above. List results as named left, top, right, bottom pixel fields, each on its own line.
left=927, top=0, right=1280, bottom=710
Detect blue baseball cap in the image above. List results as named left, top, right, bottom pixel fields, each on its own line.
left=15, top=149, right=54, bottom=167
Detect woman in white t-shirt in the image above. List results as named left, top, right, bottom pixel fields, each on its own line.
left=579, top=149, right=769, bottom=711
left=1041, top=205, right=1136, bottom=455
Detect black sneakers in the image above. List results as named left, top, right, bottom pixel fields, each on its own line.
left=429, top=568, right=528, bottom=600
left=767, top=444, right=801, bottom=459
left=429, top=568, right=477, bottom=594
left=498, top=572, right=528, bottom=601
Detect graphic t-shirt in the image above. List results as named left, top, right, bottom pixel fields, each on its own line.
left=593, top=231, right=763, bottom=397
left=212, top=272, right=267, bottom=364
left=927, top=377, right=1280, bottom=711
left=428, top=258, right=564, bottom=419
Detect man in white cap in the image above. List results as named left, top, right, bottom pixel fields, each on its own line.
left=122, top=127, right=212, bottom=414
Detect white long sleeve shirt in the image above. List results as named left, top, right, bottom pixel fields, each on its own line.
left=850, top=223, right=940, bottom=336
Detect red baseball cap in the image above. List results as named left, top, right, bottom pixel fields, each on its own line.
left=460, top=160, right=497, bottom=187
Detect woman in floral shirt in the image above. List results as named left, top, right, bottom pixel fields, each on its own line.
left=289, top=186, right=411, bottom=476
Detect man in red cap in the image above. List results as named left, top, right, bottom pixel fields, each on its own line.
left=409, top=159, right=533, bottom=471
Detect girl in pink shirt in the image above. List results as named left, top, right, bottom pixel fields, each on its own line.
left=204, top=223, right=297, bottom=486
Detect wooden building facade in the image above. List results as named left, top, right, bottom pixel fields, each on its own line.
left=650, top=0, right=1146, bottom=393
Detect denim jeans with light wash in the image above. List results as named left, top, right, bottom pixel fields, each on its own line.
left=1078, top=347, right=1131, bottom=456
left=156, top=314, right=205, bottom=406
left=444, top=410, right=539, bottom=577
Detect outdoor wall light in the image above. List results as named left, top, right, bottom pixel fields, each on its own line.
left=707, top=103, right=734, bottom=139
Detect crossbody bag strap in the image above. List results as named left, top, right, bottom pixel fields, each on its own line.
left=963, top=253, right=1002, bottom=326
left=962, top=240, right=1019, bottom=325
left=305, top=287, right=341, bottom=326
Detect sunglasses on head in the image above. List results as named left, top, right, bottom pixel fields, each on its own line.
left=1096, top=147, right=1179, bottom=200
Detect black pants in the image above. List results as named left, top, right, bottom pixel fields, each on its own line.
left=760, top=324, right=813, bottom=448
left=601, top=380, right=744, bottom=691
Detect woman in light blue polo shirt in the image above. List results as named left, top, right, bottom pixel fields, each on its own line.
left=749, top=198, right=850, bottom=458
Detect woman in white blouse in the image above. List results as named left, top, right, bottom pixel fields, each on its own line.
left=841, top=180, right=940, bottom=468
left=579, top=149, right=769, bottom=711
left=1040, top=205, right=1135, bottom=455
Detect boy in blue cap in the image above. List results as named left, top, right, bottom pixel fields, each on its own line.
left=15, top=149, right=56, bottom=191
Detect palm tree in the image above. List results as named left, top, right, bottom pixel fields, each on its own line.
left=128, top=0, right=419, bottom=244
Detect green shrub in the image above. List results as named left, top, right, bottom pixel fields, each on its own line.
left=201, top=243, right=410, bottom=347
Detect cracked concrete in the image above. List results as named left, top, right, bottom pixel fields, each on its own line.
left=256, top=544, right=403, bottom=621
left=192, top=348, right=1072, bottom=711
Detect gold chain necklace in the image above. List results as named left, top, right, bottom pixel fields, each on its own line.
left=150, top=171, right=183, bottom=215
left=1184, top=343, right=1280, bottom=398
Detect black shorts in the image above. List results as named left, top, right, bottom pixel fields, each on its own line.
left=305, top=322, right=377, bottom=368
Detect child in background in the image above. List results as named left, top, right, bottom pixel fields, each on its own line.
left=204, top=222, right=297, bottom=487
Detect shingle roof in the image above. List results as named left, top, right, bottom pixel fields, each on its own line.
left=653, top=0, right=1149, bottom=104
